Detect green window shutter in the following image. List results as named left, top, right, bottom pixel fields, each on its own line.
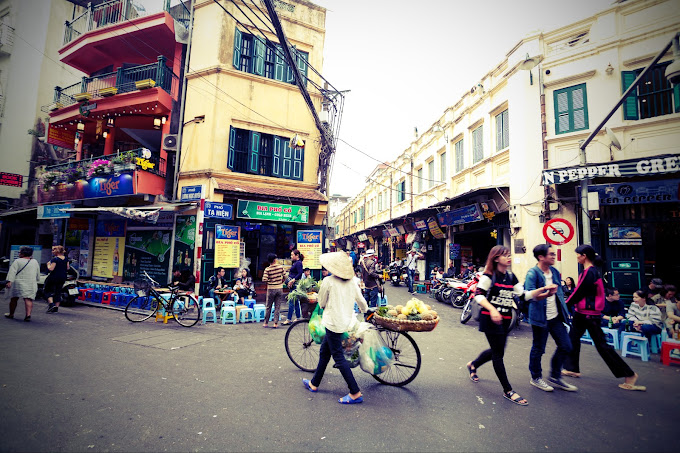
left=297, top=51, right=308, bottom=86
left=555, top=89, right=570, bottom=134
left=496, top=113, right=503, bottom=151
left=282, top=140, right=292, bottom=178
left=274, top=45, right=285, bottom=81
left=674, top=81, right=680, bottom=113
left=621, top=71, right=639, bottom=120
left=249, top=131, right=260, bottom=174
left=286, top=46, right=297, bottom=84
left=233, top=28, right=242, bottom=69
left=272, top=136, right=282, bottom=176
left=292, top=147, right=304, bottom=180
left=572, top=85, right=588, bottom=130
left=473, top=126, right=483, bottom=163
left=228, top=126, right=236, bottom=169
left=253, top=37, right=265, bottom=76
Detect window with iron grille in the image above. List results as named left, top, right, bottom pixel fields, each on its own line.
left=455, top=139, right=464, bottom=173
left=472, top=126, right=484, bottom=164
left=496, top=109, right=509, bottom=150
left=622, top=62, right=680, bottom=120
left=554, top=84, right=589, bottom=134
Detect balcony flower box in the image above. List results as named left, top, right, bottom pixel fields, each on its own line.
left=49, top=102, right=64, bottom=111
left=135, top=79, right=156, bottom=90
left=99, top=87, right=118, bottom=97
left=73, top=92, right=92, bottom=102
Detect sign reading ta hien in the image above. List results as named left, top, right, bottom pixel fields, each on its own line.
left=237, top=200, right=309, bottom=223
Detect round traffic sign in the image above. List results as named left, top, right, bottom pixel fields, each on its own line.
left=542, top=218, right=575, bottom=246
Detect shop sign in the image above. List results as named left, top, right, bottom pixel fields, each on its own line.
left=297, top=230, right=322, bottom=269
left=608, top=226, right=642, bottom=246
left=37, top=203, right=72, bottom=219
left=427, top=216, right=446, bottom=239
left=450, top=243, right=461, bottom=260
left=135, top=157, right=155, bottom=171
left=437, top=204, right=483, bottom=226
left=68, top=218, right=89, bottom=230
left=382, top=229, right=390, bottom=238
left=414, top=220, right=428, bottom=231
left=396, top=225, right=406, bottom=235
left=214, top=224, right=240, bottom=268
left=358, top=233, right=368, bottom=241
left=79, top=102, right=97, bottom=116
left=180, top=185, right=203, bottom=201
left=84, top=173, right=134, bottom=199
left=542, top=154, right=679, bottom=185
left=0, top=172, right=23, bottom=187
left=9, top=245, right=42, bottom=265
left=204, top=201, right=233, bottom=219
left=46, top=124, right=75, bottom=150
left=588, top=180, right=680, bottom=205
left=95, top=219, right=125, bottom=237
left=237, top=200, right=309, bottom=223
left=388, top=227, right=400, bottom=237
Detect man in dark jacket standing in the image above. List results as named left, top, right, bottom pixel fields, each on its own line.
left=360, top=249, right=381, bottom=308
left=524, top=244, right=577, bottom=393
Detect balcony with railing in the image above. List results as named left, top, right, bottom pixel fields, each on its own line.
left=42, top=56, right=179, bottom=114
left=0, top=23, right=15, bottom=55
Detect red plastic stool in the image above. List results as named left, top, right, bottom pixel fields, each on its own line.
left=661, top=341, right=680, bottom=366
left=101, top=291, right=116, bottom=305
left=424, top=281, right=432, bottom=292
left=78, top=288, right=89, bottom=301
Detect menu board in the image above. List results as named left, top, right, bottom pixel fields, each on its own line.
left=297, top=230, right=322, bottom=269
left=93, top=237, right=115, bottom=278
left=123, top=230, right=171, bottom=284
left=173, top=215, right=196, bottom=272
left=215, top=225, right=240, bottom=268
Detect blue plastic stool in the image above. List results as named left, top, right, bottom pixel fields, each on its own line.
left=601, top=327, right=621, bottom=350
left=92, top=290, right=104, bottom=303
left=239, top=307, right=255, bottom=323
left=223, top=300, right=236, bottom=308
left=415, top=284, right=427, bottom=294
left=220, top=306, right=237, bottom=324
left=377, top=295, right=388, bottom=307
left=269, top=308, right=281, bottom=322
left=621, top=333, right=650, bottom=361
left=650, top=333, right=662, bottom=354
left=202, top=298, right=218, bottom=324
left=244, top=298, right=256, bottom=309
left=580, top=331, right=594, bottom=345
left=253, top=304, right=266, bottom=322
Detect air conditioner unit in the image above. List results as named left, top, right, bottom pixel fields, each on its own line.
left=163, top=134, right=178, bottom=151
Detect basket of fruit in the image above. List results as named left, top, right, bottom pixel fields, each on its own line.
left=372, top=298, right=439, bottom=332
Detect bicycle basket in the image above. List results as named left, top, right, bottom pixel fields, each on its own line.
left=133, top=279, right=150, bottom=296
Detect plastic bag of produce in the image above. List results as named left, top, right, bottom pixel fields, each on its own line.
left=340, top=314, right=362, bottom=366
left=308, top=303, right=326, bottom=344
left=359, top=327, right=395, bottom=375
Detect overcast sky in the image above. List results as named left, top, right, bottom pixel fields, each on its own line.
left=313, top=0, right=616, bottom=198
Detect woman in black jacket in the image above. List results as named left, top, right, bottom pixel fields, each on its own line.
left=283, top=249, right=304, bottom=325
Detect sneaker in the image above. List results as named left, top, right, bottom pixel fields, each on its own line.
left=530, top=378, right=554, bottom=392
left=548, top=376, right=578, bottom=392
left=46, top=306, right=58, bottom=313
left=46, top=303, right=54, bottom=313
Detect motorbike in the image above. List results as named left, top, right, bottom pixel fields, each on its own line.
left=388, top=263, right=407, bottom=286
left=450, top=272, right=482, bottom=308
left=460, top=275, right=519, bottom=331
left=37, top=261, right=80, bottom=306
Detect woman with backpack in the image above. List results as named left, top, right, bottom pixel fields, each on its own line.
left=561, top=244, right=645, bottom=391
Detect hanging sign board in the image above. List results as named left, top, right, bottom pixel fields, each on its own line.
left=427, top=216, right=446, bottom=239
left=214, top=224, right=240, bottom=268
left=542, top=218, right=575, bottom=246
left=204, top=201, right=233, bottom=219
left=437, top=204, right=483, bottom=226
left=297, top=230, right=322, bottom=269
left=237, top=200, right=308, bottom=223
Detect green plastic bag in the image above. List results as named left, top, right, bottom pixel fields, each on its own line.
left=309, top=303, right=326, bottom=344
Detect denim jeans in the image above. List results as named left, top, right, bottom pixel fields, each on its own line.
left=407, top=268, right=416, bottom=293
left=529, top=315, right=572, bottom=380
left=311, top=329, right=360, bottom=395
left=286, top=298, right=301, bottom=320
left=364, top=286, right=379, bottom=308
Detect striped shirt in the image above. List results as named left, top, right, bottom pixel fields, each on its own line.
left=262, top=263, right=285, bottom=289
left=626, top=302, right=663, bottom=329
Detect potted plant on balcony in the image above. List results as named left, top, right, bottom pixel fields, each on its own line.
left=39, top=170, right=65, bottom=191
left=87, top=158, right=113, bottom=178
left=73, top=92, right=92, bottom=102
left=99, top=86, right=118, bottom=97
left=64, top=165, right=86, bottom=184
left=112, top=151, right=137, bottom=172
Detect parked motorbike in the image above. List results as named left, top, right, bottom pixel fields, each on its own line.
left=450, top=272, right=482, bottom=308
left=37, top=261, right=80, bottom=306
left=388, top=264, right=407, bottom=286
left=460, top=277, right=519, bottom=331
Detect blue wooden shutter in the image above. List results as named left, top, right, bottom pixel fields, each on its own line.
left=286, top=46, right=297, bottom=83
left=674, top=76, right=680, bottom=113
left=233, top=28, right=242, bottom=69
left=571, top=85, right=588, bottom=130
left=296, top=51, right=308, bottom=86
left=253, top=37, right=265, bottom=76
left=621, top=71, right=639, bottom=120
left=274, top=45, right=285, bottom=81
left=555, top=89, right=570, bottom=133
left=272, top=136, right=282, bottom=176
left=282, top=140, right=292, bottom=178
left=249, top=131, right=260, bottom=174
left=228, top=126, right=236, bottom=169
left=292, top=147, right=304, bottom=180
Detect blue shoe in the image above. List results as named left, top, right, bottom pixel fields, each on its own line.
left=302, top=379, right=317, bottom=393
left=338, top=394, right=363, bottom=404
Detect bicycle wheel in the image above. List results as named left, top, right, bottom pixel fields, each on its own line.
left=371, top=329, right=421, bottom=386
left=172, top=296, right=201, bottom=327
left=285, top=319, right=320, bottom=372
left=125, top=295, right=160, bottom=322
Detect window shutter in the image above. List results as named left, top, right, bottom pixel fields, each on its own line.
left=621, top=71, right=639, bottom=120
left=555, top=90, right=570, bottom=133
left=292, top=147, right=304, bottom=180
left=296, top=51, right=308, bottom=86
left=496, top=113, right=503, bottom=151
left=274, top=45, right=285, bottom=81
left=228, top=126, right=236, bottom=169
left=282, top=140, right=292, bottom=178
left=233, top=28, right=242, bottom=69
left=272, top=136, right=282, bottom=176
left=572, top=86, right=587, bottom=130
left=253, top=37, right=265, bottom=76
left=502, top=110, right=509, bottom=148
left=249, top=131, right=260, bottom=174
left=674, top=78, right=680, bottom=113
left=286, top=46, right=297, bottom=83
left=473, top=126, right=483, bottom=163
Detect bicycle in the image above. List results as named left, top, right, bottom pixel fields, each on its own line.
left=124, top=270, right=201, bottom=327
left=284, top=306, right=422, bottom=387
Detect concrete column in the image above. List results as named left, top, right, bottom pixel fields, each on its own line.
left=103, top=127, right=116, bottom=155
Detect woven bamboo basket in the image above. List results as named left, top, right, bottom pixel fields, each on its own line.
left=372, top=313, right=440, bottom=332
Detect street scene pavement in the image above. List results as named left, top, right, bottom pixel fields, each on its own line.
left=0, top=284, right=677, bottom=452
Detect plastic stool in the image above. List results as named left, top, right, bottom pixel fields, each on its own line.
left=202, top=298, right=218, bottom=324
left=85, top=289, right=95, bottom=301
left=92, top=290, right=104, bottom=303
left=424, top=281, right=432, bottom=293
left=253, top=304, right=266, bottom=322
left=155, top=306, right=173, bottom=324
left=223, top=300, right=236, bottom=308
left=101, top=291, right=115, bottom=305
left=580, top=331, right=594, bottom=345
left=601, top=327, right=621, bottom=350
left=650, top=334, right=662, bottom=354
left=415, top=284, right=426, bottom=294
left=244, top=298, right=256, bottom=309
left=661, top=341, right=680, bottom=366
left=220, top=306, right=237, bottom=324
left=239, top=308, right=255, bottom=323
left=621, top=335, right=650, bottom=361
left=78, top=288, right=89, bottom=301
left=377, top=295, right=388, bottom=307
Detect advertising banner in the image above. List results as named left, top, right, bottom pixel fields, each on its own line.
left=588, top=179, right=680, bottom=205
left=449, top=243, right=461, bottom=260
left=173, top=215, right=196, bottom=271
left=46, top=124, right=75, bottom=149
left=414, top=220, right=429, bottom=231
left=0, top=172, right=23, bottom=187
left=92, top=220, right=125, bottom=278
left=427, top=217, right=446, bottom=239
left=437, top=204, right=483, bottom=226
left=608, top=226, right=642, bottom=246
left=237, top=200, right=309, bottom=223
left=298, top=230, right=322, bottom=269
left=214, top=225, right=240, bottom=268
left=123, top=230, right=172, bottom=283
left=542, top=154, right=679, bottom=185
left=84, top=173, right=134, bottom=199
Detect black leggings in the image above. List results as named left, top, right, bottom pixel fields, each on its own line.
left=471, top=332, right=512, bottom=393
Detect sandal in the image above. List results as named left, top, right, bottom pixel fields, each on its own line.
left=302, top=379, right=318, bottom=393
left=272, top=323, right=278, bottom=329
left=504, top=391, right=528, bottom=406
left=561, top=370, right=581, bottom=378
left=262, top=323, right=269, bottom=328
left=619, top=383, right=646, bottom=392
left=282, top=320, right=291, bottom=325
left=466, top=363, right=479, bottom=383
left=338, top=394, right=363, bottom=404
left=4, top=314, right=14, bottom=319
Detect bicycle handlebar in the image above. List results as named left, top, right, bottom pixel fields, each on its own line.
left=143, top=270, right=160, bottom=287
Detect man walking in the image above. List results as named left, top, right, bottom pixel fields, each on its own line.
left=262, top=253, right=285, bottom=328
left=524, top=244, right=577, bottom=392
left=360, top=249, right=381, bottom=308
left=404, top=247, right=424, bottom=294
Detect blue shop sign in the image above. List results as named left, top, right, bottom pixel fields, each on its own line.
left=204, top=201, right=233, bottom=219
left=588, top=179, right=679, bottom=205
left=37, top=203, right=72, bottom=219
left=180, top=185, right=203, bottom=201
left=437, top=203, right=483, bottom=226
left=84, top=173, right=134, bottom=199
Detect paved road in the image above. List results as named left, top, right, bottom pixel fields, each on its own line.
left=0, top=284, right=676, bottom=452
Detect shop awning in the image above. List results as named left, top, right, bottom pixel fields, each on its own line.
left=216, top=180, right=328, bottom=204
left=60, top=202, right=197, bottom=224
left=0, top=207, right=38, bottom=218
